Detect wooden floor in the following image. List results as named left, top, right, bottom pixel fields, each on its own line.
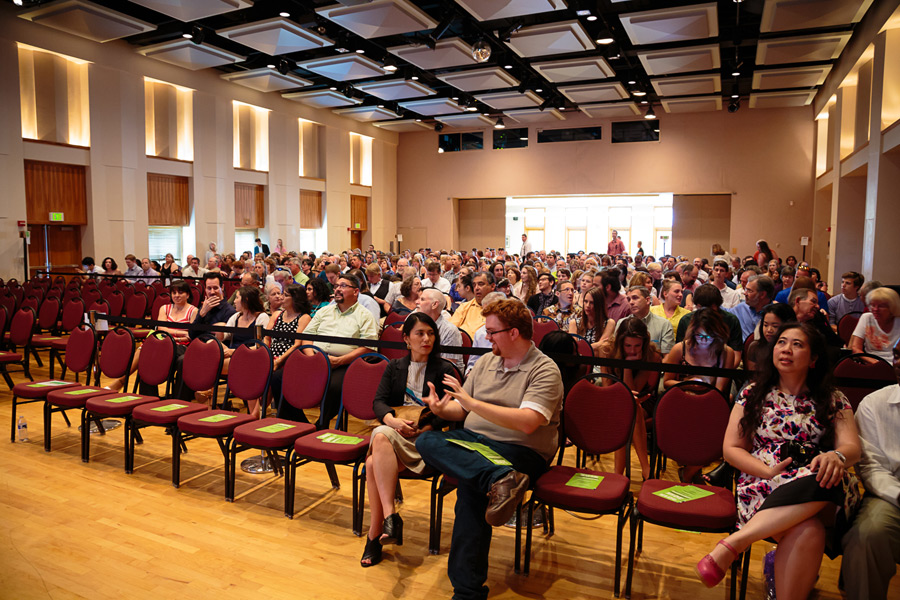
left=0, top=360, right=868, bottom=600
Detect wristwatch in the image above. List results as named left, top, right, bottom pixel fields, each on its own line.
left=832, top=450, right=847, bottom=464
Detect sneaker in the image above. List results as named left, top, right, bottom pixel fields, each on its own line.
left=485, top=471, right=529, bottom=527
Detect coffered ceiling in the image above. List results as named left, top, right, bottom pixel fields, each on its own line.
left=12, top=0, right=877, bottom=128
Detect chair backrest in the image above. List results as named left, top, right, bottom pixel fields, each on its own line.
left=571, top=333, right=593, bottom=358
left=134, top=280, right=147, bottom=291
left=136, top=331, right=177, bottom=387
left=189, top=286, right=201, bottom=307
left=64, top=324, right=97, bottom=374
left=181, top=336, right=224, bottom=393
left=654, top=381, right=731, bottom=468
left=142, top=286, right=157, bottom=314
left=125, top=291, right=148, bottom=320
left=21, top=294, right=40, bottom=313
left=0, top=294, right=15, bottom=323
left=458, top=328, right=472, bottom=348
left=87, top=299, right=110, bottom=315
left=116, top=279, right=130, bottom=292
left=37, top=296, right=61, bottom=331
left=379, top=324, right=409, bottom=360
left=742, top=332, right=756, bottom=361
left=340, top=353, right=389, bottom=422
left=106, top=289, right=125, bottom=317
left=53, top=275, right=67, bottom=288
left=282, top=345, right=332, bottom=411
left=224, top=279, right=240, bottom=299
left=833, top=353, right=896, bottom=411
left=151, top=297, right=171, bottom=321
left=532, top=318, right=560, bottom=348
left=62, top=288, right=81, bottom=304
left=0, top=306, right=7, bottom=347
left=82, top=288, right=102, bottom=307
left=60, top=298, right=86, bottom=333
left=151, top=280, right=165, bottom=292
left=10, top=286, right=24, bottom=309
left=837, top=312, right=863, bottom=345
left=99, top=327, right=136, bottom=380
left=564, top=374, right=637, bottom=456
left=9, top=308, right=36, bottom=347
left=226, top=340, right=273, bottom=401
left=45, top=287, right=62, bottom=300
left=539, top=330, right=581, bottom=394
left=384, top=311, right=406, bottom=327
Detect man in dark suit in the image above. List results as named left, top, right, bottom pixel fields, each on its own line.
left=253, top=238, right=270, bottom=257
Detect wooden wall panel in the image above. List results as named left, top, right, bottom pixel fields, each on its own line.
left=24, top=160, right=87, bottom=225
left=235, top=183, right=265, bottom=228
left=147, top=173, right=190, bottom=226
left=299, top=190, right=322, bottom=229
left=350, top=195, right=368, bottom=231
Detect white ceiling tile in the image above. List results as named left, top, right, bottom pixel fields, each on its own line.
left=752, top=65, right=831, bottom=90
left=19, top=0, right=156, bottom=43
left=137, top=39, right=245, bottom=71
left=455, top=0, right=567, bottom=21
left=579, top=103, right=642, bottom=118
left=559, top=82, right=628, bottom=103
left=297, top=54, right=386, bottom=81
left=651, top=74, right=721, bottom=97
left=505, top=108, right=566, bottom=123
left=128, top=0, right=252, bottom=22
left=638, top=44, right=721, bottom=75
left=316, top=0, right=437, bottom=39
left=531, top=57, right=615, bottom=83
left=398, top=98, right=466, bottom=116
left=760, top=0, right=873, bottom=33
left=620, top=3, right=718, bottom=46
left=282, top=89, right=363, bottom=108
left=749, top=90, right=817, bottom=108
left=474, top=90, right=544, bottom=110
left=756, top=33, right=851, bottom=65
left=506, top=20, right=595, bottom=58
left=217, top=18, right=332, bottom=55
left=388, top=38, right=478, bottom=70
left=220, top=68, right=311, bottom=92
left=435, top=113, right=495, bottom=128
left=437, top=68, right=519, bottom=92
left=373, top=119, right=432, bottom=132
left=333, top=105, right=402, bottom=122
left=661, top=96, right=722, bottom=113
left=356, top=79, right=436, bottom=100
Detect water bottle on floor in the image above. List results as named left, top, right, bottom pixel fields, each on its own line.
left=17, top=416, right=28, bottom=442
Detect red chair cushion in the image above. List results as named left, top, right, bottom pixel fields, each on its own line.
left=132, top=401, right=209, bottom=425
left=13, top=379, right=79, bottom=399
left=0, top=351, right=23, bottom=363
left=533, top=466, right=630, bottom=513
left=46, top=386, right=110, bottom=407
left=176, top=410, right=256, bottom=436
left=85, top=393, right=160, bottom=416
left=233, top=418, right=315, bottom=448
left=292, top=429, right=370, bottom=462
left=31, top=335, right=65, bottom=348
left=636, top=479, right=737, bottom=531
left=50, top=338, right=69, bottom=350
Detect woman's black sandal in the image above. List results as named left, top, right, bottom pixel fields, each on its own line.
left=381, top=513, right=404, bottom=546
left=360, top=537, right=382, bottom=568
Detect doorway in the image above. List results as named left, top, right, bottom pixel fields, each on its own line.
left=28, top=225, right=82, bottom=279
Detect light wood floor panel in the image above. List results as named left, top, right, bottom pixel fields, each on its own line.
left=0, top=362, right=882, bottom=599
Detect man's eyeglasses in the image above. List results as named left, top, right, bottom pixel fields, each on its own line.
left=485, top=327, right=513, bottom=338
left=335, top=283, right=357, bottom=290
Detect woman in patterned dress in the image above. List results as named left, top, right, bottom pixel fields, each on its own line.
left=696, top=322, right=862, bottom=597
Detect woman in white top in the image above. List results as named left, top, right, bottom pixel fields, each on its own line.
left=850, top=287, right=900, bottom=363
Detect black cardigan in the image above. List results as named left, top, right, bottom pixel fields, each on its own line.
left=372, top=356, right=458, bottom=425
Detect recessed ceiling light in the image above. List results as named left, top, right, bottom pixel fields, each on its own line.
left=575, top=9, right=591, bottom=16
left=182, top=33, right=193, bottom=39
left=483, top=112, right=489, bottom=116
left=596, top=37, right=614, bottom=45
left=586, top=15, right=598, bottom=21
left=732, top=94, right=739, bottom=98
left=266, top=64, right=275, bottom=69
left=519, top=137, right=528, bottom=141
left=279, top=11, right=290, bottom=17
left=377, top=104, right=385, bottom=108
left=383, top=64, right=398, bottom=72
left=411, top=75, right=419, bottom=81
left=535, top=88, right=543, bottom=93
left=330, top=86, right=338, bottom=91
left=466, top=106, right=478, bottom=112
left=451, top=96, right=459, bottom=101
left=627, top=80, right=636, bottom=85
left=640, top=100, right=648, bottom=104
left=633, top=90, right=647, bottom=97
left=732, top=70, right=740, bottom=76
left=504, top=64, right=513, bottom=69
left=356, top=49, right=365, bottom=54
left=415, top=119, right=422, bottom=122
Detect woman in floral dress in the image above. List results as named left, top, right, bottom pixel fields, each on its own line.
left=696, top=322, right=862, bottom=598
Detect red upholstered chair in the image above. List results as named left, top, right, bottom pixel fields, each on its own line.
left=150, top=294, right=170, bottom=321
left=142, top=285, right=157, bottom=314
left=625, top=381, right=741, bottom=599
left=523, top=373, right=636, bottom=594
left=0, top=295, right=15, bottom=336
left=105, top=289, right=125, bottom=318
left=384, top=310, right=406, bottom=327
left=49, top=298, right=87, bottom=379
left=125, top=292, right=151, bottom=340
left=189, top=286, right=200, bottom=307
left=532, top=316, right=560, bottom=348
left=30, top=296, right=63, bottom=368
left=82, top=287, right=102, bottom=307
left=837, top=312, right=863, bottom=346
left=833, top=353, right=896, bottom=411
left=288, top=353, right=388, bottom=535
left=0, top=307, right=37, bottom=387
left=378, top=323, right=408, bottom=360
left=82, top=331, right=177, bottom=472
left=44, top=326, right=134, bottom=452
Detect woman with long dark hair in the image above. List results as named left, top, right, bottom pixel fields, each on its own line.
left=663, top=307, right=735, bottom=393
left=360, top=312, right=458, bottom=567
left=696, top=323, right=861, bottom=596
left=305, top=278, right=331, bottom=317
left=569, top=287, right=614, bottom=354
left=745, top=303, right=797, bottom=371
left=754, top=239, right=778, bottom=268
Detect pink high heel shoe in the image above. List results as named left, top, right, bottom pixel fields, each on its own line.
left=696, top=539, right=739, bottom=588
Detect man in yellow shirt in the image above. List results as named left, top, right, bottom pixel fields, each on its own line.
left=450, top=272, right=495, bottom=339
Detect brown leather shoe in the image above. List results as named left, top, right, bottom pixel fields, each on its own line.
left=485, top=471, right=529, bottom=527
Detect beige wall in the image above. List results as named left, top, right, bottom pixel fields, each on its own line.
left=397, top=107, right=816, bottom=260
left=0, top=5, right=398, bottom=281
left=458, top=198, right=506, bottom=252
left=671, top=194, right=731, bottom=261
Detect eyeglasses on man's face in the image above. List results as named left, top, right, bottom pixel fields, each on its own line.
left=485, top=327, right=513, bottom=338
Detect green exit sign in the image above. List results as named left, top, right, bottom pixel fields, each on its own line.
left=49, top=212, right=64, bottom=222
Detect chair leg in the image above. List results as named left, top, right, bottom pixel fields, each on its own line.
left=739, top=546, right=751, bottom=600
left=172, top=428, right=182, bottom=488
left=283, top=451, right=294, bottom=518
left=227, top=444, right=237, bottom=501
left=514, top=501, right=523, bottom=574
left=613, top=501, right=629, bottom=598
left=10, top=395, right=18, bottom=442
left=31, top=347, right=43, bottom=368
left=324, top=462, right=340, bottom=489
left=81, top=411, right=90, bottom=462
left=43, top=402, right=52, bottom=452
left=428, top=476, right=439, bottom=554
left=625, top=509, right=639, bottom=599
left=352, top=460, right=363, bottom=536
left=125, top=418, right=135, bottom=474
left=0, top=366, right=13, bottom=390
left=524, top=499, right=534, bottom=575
left=61, top=410, right=71, bottom=428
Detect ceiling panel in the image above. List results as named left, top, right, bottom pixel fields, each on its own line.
left=435, top=113, right=495, bottom=128
left=579, top=103, right=642, bottom=118
left=332, top=105, right=402, bottom=122
left=220, top=68, right=311, bottom=92
left=752, top=65, right=831, bottom=90
left=297, top=54, right=386, bottom=81
left=531, top=57, right=615, bottom=83
left=559, top=82, right=628, bottom=103
left=505, top=108, right=566, bottom=123
left=19, top=0, right=156, bottom=43
left=282, top=89, right=363, bottom=108
left=760, top=0, right=873, bottom=33
left=437, top=67, right=520, bottom=92
left=475, top=90, right=544, bottom=110
left=355, top=79, right=436, bottom=100
left=506, top=21, right=595, bottom=58
left=638, top=45, right=720, bottom=75
left=619, top=3, right=718, bottom=46
left=398, top=98, right=466, bottom=116
left=388, top=38, right=477, bottom=70
left=756, top=33, right=851, bottom=65
left=137, top=39, right=245, bottom=70
left=127, top=0, right=252, bottom=22
left=217, top=18, right=333, bottom=55
left=651, top=74, right=721, bottom=97
left=373, top=119, right=432, bottom=132
left=749, top=90, right=817, bottom=108
left=661, top=96, right=722, bottom=113
left=455, top=0, right=567, bottom=21
left=316, top=0, right=437, bottom=39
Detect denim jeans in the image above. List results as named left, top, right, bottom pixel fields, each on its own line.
left=416, top=429, right=548, bottom=600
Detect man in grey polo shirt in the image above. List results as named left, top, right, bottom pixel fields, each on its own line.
left=417, top=299, right=563, bottom=600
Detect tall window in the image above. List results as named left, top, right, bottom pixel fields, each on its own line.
left=148, top=226, right=182, bottom=263
left=565, top=208, right=587, bottom=254
left=235, top=230, right=257, bottom=258
left=653, top=206, right=673, bottom=257
left=524, top=208, right=545, bottom=252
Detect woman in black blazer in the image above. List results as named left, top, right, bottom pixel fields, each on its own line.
left=361, top=312, right=458, bottom=567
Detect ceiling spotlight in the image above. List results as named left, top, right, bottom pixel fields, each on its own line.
left=633, top=90, right=647, bottom=97
left=356, top=48, right=365, bottom=54
left=383, top=56, right=398, bottom=72
left=279, top=11, right=290, bottom=17
left=472, top=39, right=491, bottom=63
left=640, top=100, right=648, bottom=104
left=415, top=119, right=422, bottom=122
left=434, top=123, right=444, bottom=132
left=377, top=104, right=385, bottom=108
left=731, top=94, right=739, bottom=99
left=504, top=64, right=514, bottom=69
left=182, top=32, right=193, bottom=39
left=13, top=0, right=24, bottom=5
left=451, top=96, right=459, bottom=101
left=329, top=86, right=338, bottom=91
left=519, top=136, right=528, bottom=141
left=189, top=25, right=205, bottom=45
left=266, top=63, right=276, bottom=69
left=595, top=37, right=614, bottom=45
left=728, top=99, right=741, bottom=113
left=732, top=70, right=740, bottom=77
left=587, top=15, right=598, bottom=21
left=575, top=9, right=591, bottom=16
left=277, top=59, right=293, bottom=75
left=335, top=47, right=349, bottom=53
left=494, top=117, right=506, bottom=129
left=411, top=75, right=419, bottom=81
left=466, top=105, right=478, bottom=112
left=644, top=105, right=657, bottom=119
left=627, top=80, right=636, bottom=85
left=610, top=53, right=621, bottom=60
left=535, top=88, right=543, bottom=93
